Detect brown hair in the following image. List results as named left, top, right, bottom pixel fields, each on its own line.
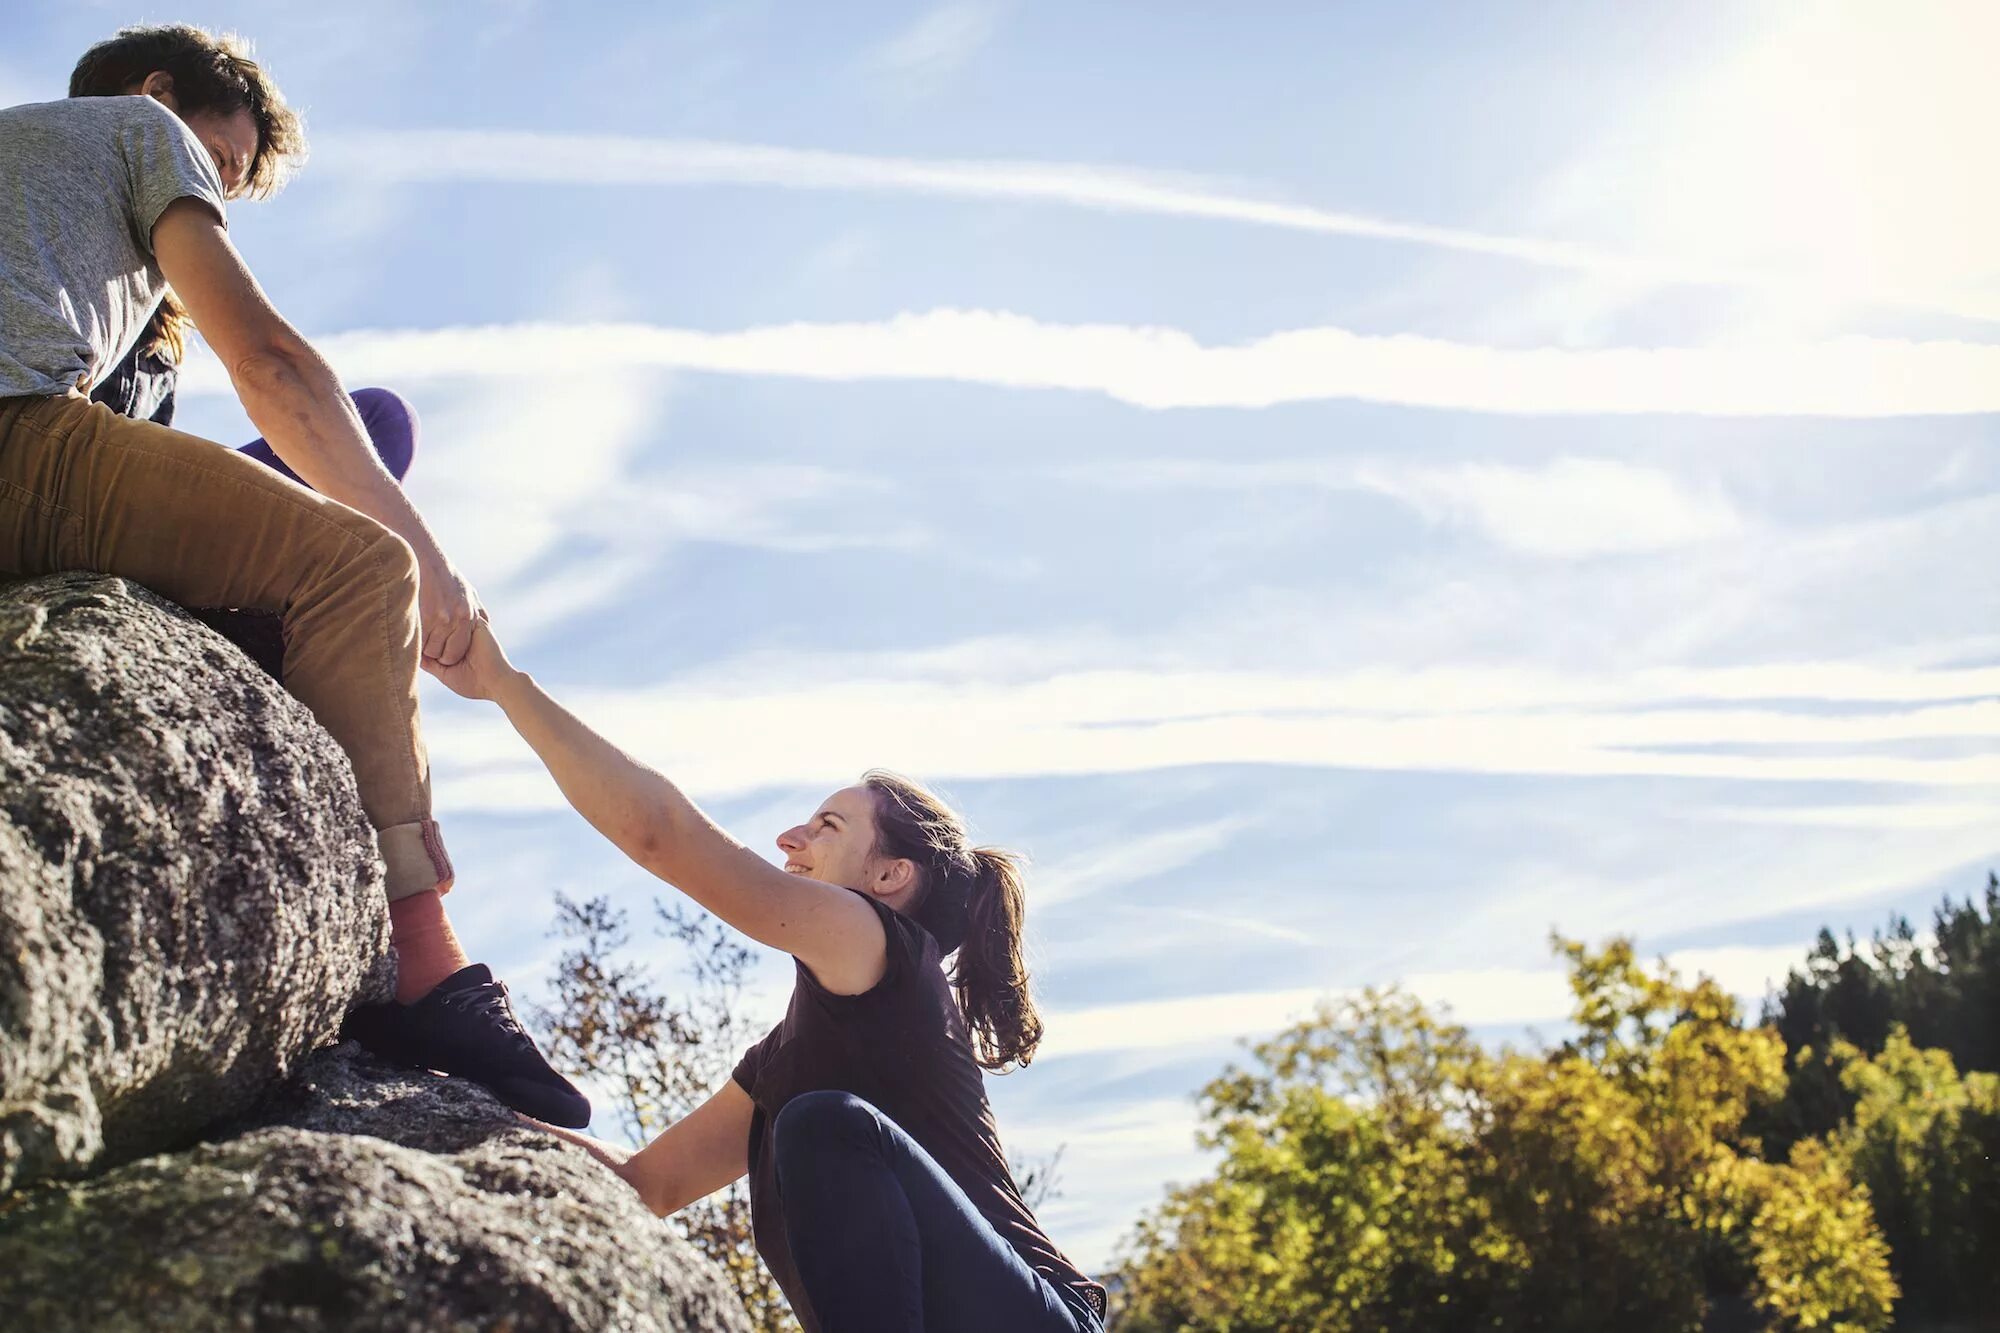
left=69, top=25, right=305, bottom=365
left=864, top=770, right=1044, bottom=1072
left=70, top=24, right=307, bottom=200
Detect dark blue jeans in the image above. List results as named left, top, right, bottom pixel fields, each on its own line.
left=773, top=1091, right=1101, bottom=1333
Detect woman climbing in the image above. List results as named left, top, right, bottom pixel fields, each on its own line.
left=425, top=621, right=1107, bottom=1332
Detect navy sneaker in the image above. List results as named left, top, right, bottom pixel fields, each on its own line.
left=341, top=963, right=591, bottom=1127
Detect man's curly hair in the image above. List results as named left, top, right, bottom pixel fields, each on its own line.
left=70, top=23, right=306, bottom=200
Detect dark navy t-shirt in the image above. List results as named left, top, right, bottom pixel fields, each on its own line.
left=731, top=894, right=1104, bottom=1329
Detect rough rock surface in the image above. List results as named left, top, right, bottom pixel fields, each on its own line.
left=0, top=573, right=393, bottom=1194
left=0, top=1044, right=754, bottom=1332
left=0, top=572, right=753, bottom=1330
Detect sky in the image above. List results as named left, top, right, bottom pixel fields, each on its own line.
left=11, top=0, right=2000, bottom=1273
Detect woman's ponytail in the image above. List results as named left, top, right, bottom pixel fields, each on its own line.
left=863, top=770, right=1044, bottom=1073
left=952, top=846, right=1043, bottom=1072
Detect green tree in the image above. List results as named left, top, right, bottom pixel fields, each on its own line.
left=1112, top=939, right=1897, bottom=1333
left=1820, top=1026, right=2000, bottom=1323
left=1759, top=875, right=2000, bottom=1150
left=535, top=894, right=798, bottom=1333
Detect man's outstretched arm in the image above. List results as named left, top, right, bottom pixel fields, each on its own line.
left=150, top=196, right=482, bottom=666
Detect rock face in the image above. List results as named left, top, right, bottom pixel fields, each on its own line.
left=0, top=574, right=751, bottom=1331
left=0, top=573, right=392, bottom=1194
left=0, top=1045, right=753, bottom=1332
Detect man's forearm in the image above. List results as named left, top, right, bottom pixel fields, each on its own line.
left=229, top=345, right=444, bottom=560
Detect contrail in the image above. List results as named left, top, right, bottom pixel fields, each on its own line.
left=315, top=129, right=2000, bottom=323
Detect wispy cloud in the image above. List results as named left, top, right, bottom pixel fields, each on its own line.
left=1035, top=940, right=1812, bottom=1063
left=862, top=2, right=1005, bottom=97
left=401, top=377, right=926, bottom=645
left=1695, top=801, right=2000, bottom=831
left=1067, top=456, right=1746, bottom=557
left=1352, top=458, right=1743, bottom=556
left=422, top=649, right=2000, bottom=821
left=1152, top=906, right=1315, bottom=946
left=310, top=128, right=1998, bottom=322
left=1034, top=817, right=1258, bottom=908
left=994, top=1093, right=1214, bottom=1272
left=181, top=313, right=2000, bottom=416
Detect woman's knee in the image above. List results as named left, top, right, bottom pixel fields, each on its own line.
left=774, top=1090, right=879, bottom=1168
left=348, top=387, right=419, bottom=481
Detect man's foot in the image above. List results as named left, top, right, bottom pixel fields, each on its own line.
left=341, top=963, right=591, bottom=1127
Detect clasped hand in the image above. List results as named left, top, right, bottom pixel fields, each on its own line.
left=417, top=554, right=485, bottom=668
left=422, top=616, right=519, bottom=702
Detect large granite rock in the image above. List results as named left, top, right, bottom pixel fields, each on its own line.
left=0, top=572, right=753, bottom=1330
left=0, top=1044, right=753, bottom=1332
left=0, top=573, right=394, bottom=1195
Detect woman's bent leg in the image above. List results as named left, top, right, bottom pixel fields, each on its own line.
left=773, top=1091, right=1095, bottom=1333
left=238, top=386, right=419, bottom=485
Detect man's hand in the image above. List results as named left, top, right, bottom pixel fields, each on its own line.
left=418, top=554, right=486, bottom=667
left=422, top=617, right=520, bottom=702
left=154, top=199, right=486, bottom=659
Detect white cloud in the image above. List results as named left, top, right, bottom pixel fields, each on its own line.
left=409, top=375, right=666, bottom=589
left=1150, top=906, right=1314, bottom=946
left=1075, top=456, right=1746, bottom=557
left=1694, top=801, right=2000, bottom=832
left=307, top=125, right=2000, bottom=323
left=421, top=650, right=2000, bottom=820
left=1035, top=940, right=1810, bottom=1064
left=179, top=312, right=2000, bottom=416
left=864, top=2, right=1005, bottom=95
left=993, top=1093, right=1213, bottom=1272
left=397, top=377, right=925, bottom=645
left=1034, top=817, right=1258, bottom=908
left=1037, top=986, right=1329, bottom=1061
left=1354, top=457, right=1744, bottom=556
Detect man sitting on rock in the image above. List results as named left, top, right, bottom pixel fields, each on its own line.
left=0, top=24, right=588, bottom=1127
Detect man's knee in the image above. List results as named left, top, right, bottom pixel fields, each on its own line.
left=349, top=522, right=419, bottom=600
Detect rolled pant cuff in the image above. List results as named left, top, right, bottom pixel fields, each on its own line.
left=378, top=819, right=455, bottom=901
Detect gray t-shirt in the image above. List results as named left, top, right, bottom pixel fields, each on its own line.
left=0, top=96, right=227, bottom=399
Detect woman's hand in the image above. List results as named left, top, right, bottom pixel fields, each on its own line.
left=515, top=1114, right=642, bottom=1191
left=422, top=617, right=521, bottom=702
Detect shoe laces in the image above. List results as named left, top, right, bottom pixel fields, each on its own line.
left=444, top=980, right=529, bottom=1043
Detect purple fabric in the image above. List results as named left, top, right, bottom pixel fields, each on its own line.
left=237, top=386, right=418, bottom=485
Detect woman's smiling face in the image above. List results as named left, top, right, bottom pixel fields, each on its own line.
left=775, top=786, right=888, bottom=892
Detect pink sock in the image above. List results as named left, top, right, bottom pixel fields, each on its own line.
left=388, top=890, right=470, bottom=1002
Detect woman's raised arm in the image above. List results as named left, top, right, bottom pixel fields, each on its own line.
left=423, top=623, right=888, bottom=995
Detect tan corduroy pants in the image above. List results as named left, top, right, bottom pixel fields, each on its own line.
left=0, top=392, right=452, bottom=899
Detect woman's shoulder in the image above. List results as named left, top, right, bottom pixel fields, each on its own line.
left=793, top=895, right=950, bottom=1017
